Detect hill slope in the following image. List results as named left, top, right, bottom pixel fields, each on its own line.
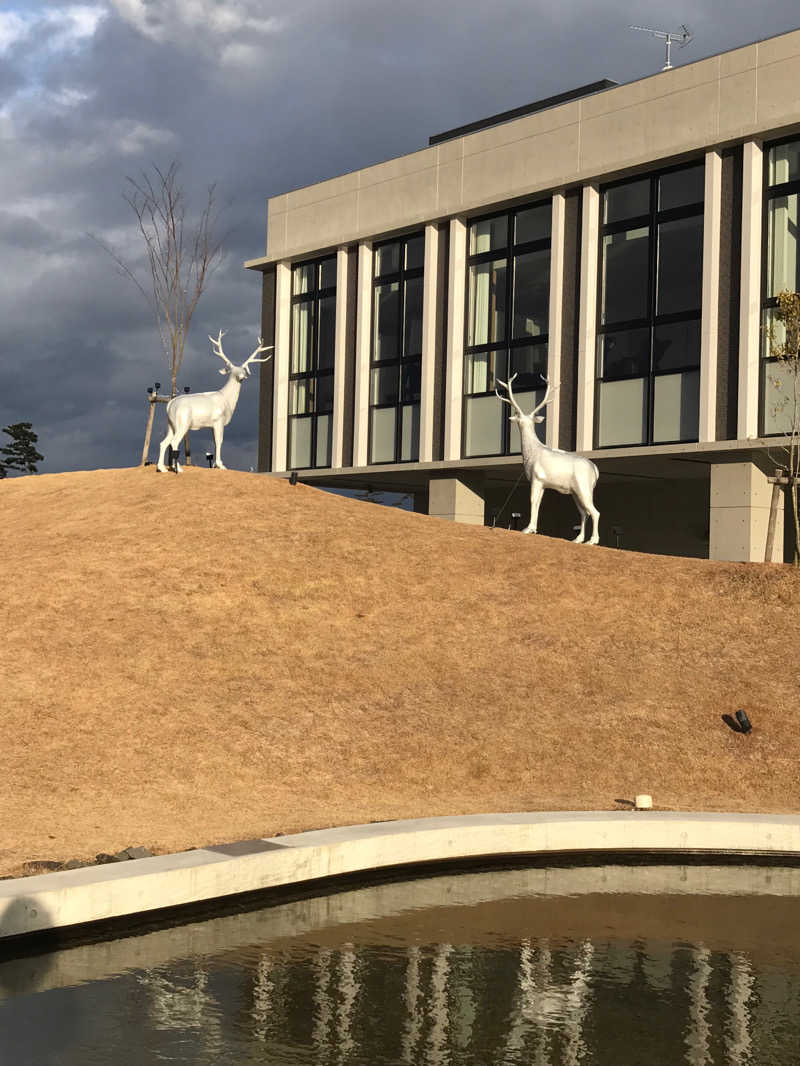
left=2, top=467, right=799, bottom=875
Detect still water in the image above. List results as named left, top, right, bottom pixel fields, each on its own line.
left=2, top=863, right=800, bottom=1065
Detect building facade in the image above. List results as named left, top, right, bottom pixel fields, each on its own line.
left=246, top=29, right=800, bottom=562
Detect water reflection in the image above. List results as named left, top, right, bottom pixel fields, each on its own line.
left=2, top=865, right=800, bottom=1065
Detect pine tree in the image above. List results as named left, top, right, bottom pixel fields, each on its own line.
left=0, top=422, right=44, bottom=478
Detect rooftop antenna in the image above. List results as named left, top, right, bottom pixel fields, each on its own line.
left=630, top=23, right=693, bottom=70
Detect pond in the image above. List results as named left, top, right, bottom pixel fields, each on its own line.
left=2, top=862, right=800, bottom=1065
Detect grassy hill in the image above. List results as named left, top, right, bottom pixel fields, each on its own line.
left=2, top=466, right=799, bottom=876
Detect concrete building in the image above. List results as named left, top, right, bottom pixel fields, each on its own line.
left=246, top=28, right=800, bottom=562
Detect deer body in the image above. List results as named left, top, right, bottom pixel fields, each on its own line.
left=497, top=375, right=600, bottom=543
left=157, top=332, right=271, bottom=472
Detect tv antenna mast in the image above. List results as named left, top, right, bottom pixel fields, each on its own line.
left=630, top=23, right=693, bottom=70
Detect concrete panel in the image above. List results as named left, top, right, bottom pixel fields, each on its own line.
left=357, top=166, right=439, bottom=235
left=264, top=209, right=287, bottom=261
left=462, top=125, right=580, bottom=207
left=429, top=476, right=484, bottom=524
left=756, top=57, right=800, bottom=130
left=461, top=100, right=581, bottom=154
left=709, top=461, right=783, bottom=562
left=436, top=160, right=464, bottom=216
left=546, top=192, right=565, bottom=450
left=419, top=223, right=440, bottom=463
left=699, top=150, right=722, bottom=443
left=284, top=170, right=360, bottom=211
left=643, top=86, right=719, bottom=158
left=443, top=217, right=466, bottom=461
left=756, top=27, right=800, bottom=65
left=284, top=193, right=360, bottom=256
left=576, top=185, right=599, bottom=451
left=579, top=104, right=648, bottom=176
left=3, top=812, right=800, bottom=942
left=719, top=43, right=757, bottom=78
left=717, top=70, right=759, bottom=141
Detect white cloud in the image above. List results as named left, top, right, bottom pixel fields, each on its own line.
left=0, top=4, right=106, bottom=55
left=111, top=0, right=281, bottom=44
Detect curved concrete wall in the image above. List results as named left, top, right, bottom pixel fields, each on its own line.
left=2, top=811, right=800, bottom=942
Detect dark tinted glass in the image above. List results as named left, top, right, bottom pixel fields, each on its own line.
left=604, top=179, right=649, bottom=223
left=510, top=344, right=548, bottom=389
left=598, top=327, right=650, bottom=379
left=659, top=165, right=704, bottom=211
left=373, top=283, right=399, bottom=360
left=375, top=242, right=400, bottom=276
left=653, top=320, right=701, bottom=371
left=515, top=204, right=551, bottom=244
left=316, top=372, right=334, bottom=412
left=489, top=261, right=507, bottom=342
left=317, top=295, right=336, bottom=369
left=768, top=140, right=800, bottom=186
left=292, top=263, right=313, bottom=295
left=513, top=248, right=550, bottom=339
left=601, top=227, right=650, bottom=325
left=319, top=257, right=337, bottom=290
left=657, top=216, right=703, bottom=315
left=403, top=276, right=423, bottom=356
left=470, top=215, right=508, bottom=254
left=401, top=358, right=422, bottom=403
left=405, top=235, right=424, bottom=270
left=371, top=366, right=399, bottom=405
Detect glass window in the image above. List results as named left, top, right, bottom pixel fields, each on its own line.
left=656, top=216, right=703, bottom=315
left=513, top=248, right=550, bottom=338
left=603, top=179, right=649, bottom=223
left=768, top=140, right=800, bottom=186
left=464, top=201, right=551, bottom=457
left=601, top=227, right=650, bottom=325
left=766, top=195, right=800, bottom=297
left=659, top=165, right=704, bottom=211
left=597, top=163, right=703, bottom=447
left=469, top=215, right=508, bottom=255
left=515, top=205, right=551, bottom=244
left=369, top=233, right=424, bottom=464
left=288, top=256, right=336, bottom=469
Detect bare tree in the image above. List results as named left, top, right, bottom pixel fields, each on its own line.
left=764, top=289, right=800, bottom=565
left=91, top=161, right=224, bottom=462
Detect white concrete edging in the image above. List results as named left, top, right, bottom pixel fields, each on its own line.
left=2, top=811, right=800, bottom=942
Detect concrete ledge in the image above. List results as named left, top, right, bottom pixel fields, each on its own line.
left=2, top=811, right=800, bottom=943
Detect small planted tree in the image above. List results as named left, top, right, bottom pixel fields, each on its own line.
left=0, top=422, right=44, bottom=478
left=764, top=289, right=800, bottom=564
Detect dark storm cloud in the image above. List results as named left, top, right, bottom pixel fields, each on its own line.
left=1, top=0, right=799, bottom=474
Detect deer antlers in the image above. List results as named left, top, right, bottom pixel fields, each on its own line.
left=496, top=372, right=558, bottom=418
left=208, top=330, right=273, bottom=375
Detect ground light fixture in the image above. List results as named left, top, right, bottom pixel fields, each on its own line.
left=290, top=471, right=298, bottom=486
left=735, top=710, right=753, bottom=734
left=184, top=386, right=190, bottom=393
left=634, top=794, right=653, bottom=810
left=205, top=452, right=214, bottom=468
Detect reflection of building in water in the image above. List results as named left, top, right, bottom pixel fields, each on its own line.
left=725, top=952, right=753, bottom=1066
left=138, top=962, right=222, bottom=1053
left=685, top=945, right=712, bottom=1066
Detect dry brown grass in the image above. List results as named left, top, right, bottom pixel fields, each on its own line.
left=1, top=466, right=799, bottom=877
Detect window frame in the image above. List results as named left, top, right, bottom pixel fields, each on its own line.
left=288, top=255, right=337, bottom=470
left=462, top=201, right=552, bottom=459
left=368, top=232, right=425, bottom=465
left=760, top=134, right=800, bottom=438
left=594, top=160, right=705, bottom=449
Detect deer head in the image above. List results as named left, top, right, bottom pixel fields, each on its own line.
left=209, top=330, right=273, bottom=382
left=495, top=373, right=557, bottom=424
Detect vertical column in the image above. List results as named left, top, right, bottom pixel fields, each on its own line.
left=709, top=461, right=783, bottom=561
left=738, top=139, right=763, bottom=440
left=429, top=477, right=484, bottom=525
left=419, top=222, right=440, bottom=463
left=443, top=216, right=467, bottom=461
left=576, top=184, right=600, bottom=452
left=699, top=150, right=722, bottom=443
left=546, top=192, right=566, bottom=450
left=271, top=259, right=291, bottom=472
left=352, top=241, right=372, bottom=468
left=331, top=246, right=349, bottom=469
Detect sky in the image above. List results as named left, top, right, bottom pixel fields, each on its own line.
left=1, top=0, right=799, bottom=475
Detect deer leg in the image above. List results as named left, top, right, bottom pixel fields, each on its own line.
left=212, top=422, right=226, bottom=469
left=157, top=425, right=176, bottom=473
left=586, top=499, right=600, bottom=545
left=572, top=500, right=588, bottom=543
left=522, top=478, right=544, bottom=534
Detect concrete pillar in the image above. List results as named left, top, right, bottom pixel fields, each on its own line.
left=546, top=192, right=565, bottom=450
left=738, top=140, right=763, bottom=440
left=699, top=149, right=722, bottom=443
left=331, top=246, right=349, bottom=469
left=576, top=184, right=600, bottom=451
left=709, top=462, right=783, bottom=562
left=428, top=477, right=484, bottom=525
left=352, top=241, right=373, bottom=467
left=271, top=260, right=291, bottom=472
left=419, top=222, right=440, bottom=463
left=444, top=217, right=467, bottom=461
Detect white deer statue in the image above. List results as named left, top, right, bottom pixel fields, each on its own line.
left=157, top=331, right=272, bottom=473
left=496, top=373, right=600, bottom=544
